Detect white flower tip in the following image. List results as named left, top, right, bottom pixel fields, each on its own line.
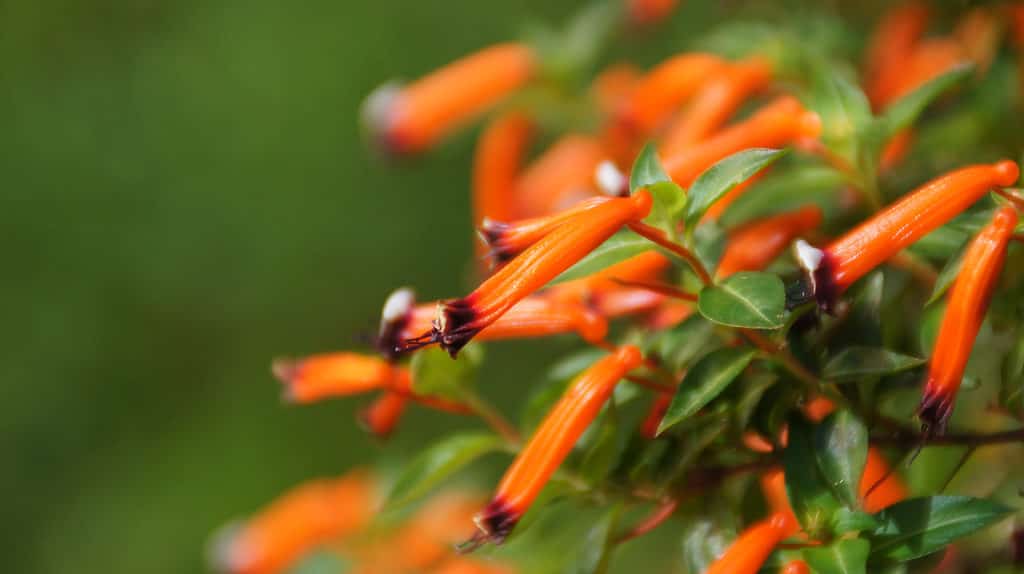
left=794, top=239, right=824, bottom=273
left=207, top=522, right=252, bottom=574
left=381, top=287, right=416, bottom=325
left=595, top=160, right=628, bottom=196
left=360, top=81, right=403, bottom=134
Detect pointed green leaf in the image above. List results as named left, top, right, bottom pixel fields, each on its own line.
left=808, top=69, right=873, bottom=163
left=549, top=232, right=657, bottom=285
left=785, top=415, right=842, bottom=536
left=720, top=164, right=845, bottom=227
left=644, top=313, right=717, bottom=372
left=804, top=538, right=870, bottom=574
left=645, top=181, right=687, bottom=236
left=698, top=271, right=786, bottom=329
left=832, top=508, right=883, bottom=535
left=926, top=240, right=969, bottom=305
left=657, top=348, right=756, bottom=435
left=823, top=347, right=927, bottom=382
left=881, top=64, right=974, bottom=137
left=570, top=505, right=622, bottom=574
left=386, top=432, right=503, bottom=508
left=684, top=148, right=788, bottom=229
left=815, top=411, right=869, bottom=508
left=409, top=344, right=484, bottom=400
left=630, top=142, right=672, bottom=195
left=867, top=496, right=1013, bottom=563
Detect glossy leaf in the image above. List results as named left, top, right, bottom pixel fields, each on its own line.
left=550, top=232, right=656, bottom=285
left=657, top=348, right=756, bottom=435
left=386, top=432, right=503, bottom=508
left=804, top=538, right=870, bottom=574
left=823, top=347, right=926, bottom=382
left=809, top=68, right=873, bottom=162
left=881, top=64, right=974, bottom=137
left=684, top=148, right=788, bottom=229
left=698, top=271, right=786, bottom=329
left=571, top=505, right=622, bottom=574
left=867, top=496, right=1012, bottom=563
left=630, top=142, right=672, bottom=195
left=410, top=344, right=483, bottom=401
left=832, top=508, right=882, bottom=535
left=645, top=181, right=687, bottom=236
left=644, top=314, right=716, bottom=372
left=926, top=240, right=968, bottom=306
left=784, top=415, right=841, bottom=536
left=814, top=411, right=868, bottom=507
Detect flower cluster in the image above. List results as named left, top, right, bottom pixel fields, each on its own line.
left=213, top=2, right=1024, bottom=573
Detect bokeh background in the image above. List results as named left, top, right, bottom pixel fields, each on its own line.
left=0, top=1, right=921, bottom=573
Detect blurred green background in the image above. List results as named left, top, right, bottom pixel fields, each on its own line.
left=0, top=1, right=905, bottom=573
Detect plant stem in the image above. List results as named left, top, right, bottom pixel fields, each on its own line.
left=613, top=498, right=679, bottom=545
left=611, top=277, right=698, bottom=301
left=628, top=221, right=713, bottom=285
left=462, top=392, right=522, bottom=446
left=872, top=427, right=1024, bottom=447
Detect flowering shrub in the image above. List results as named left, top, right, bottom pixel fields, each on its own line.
left=212, top=1, right=1024, bottom=572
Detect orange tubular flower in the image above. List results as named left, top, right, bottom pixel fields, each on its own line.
left=626, top=0, right=679, bottom=26
left=918, top=205, right=1018, bottom=434
left=876, top=38, right=967, bottom=108
left=514, top=135, right=606, bottom=217
left=660, top=57, right=774, bottom=157
left=404, top=193, right=652, bottom=356
left=379, top=289, right=608, bottom=357
left=796, top=160, right=1019, bottom=310
left=616, top=53, right=726, bottom=135
left=212, top=472, right=375, bottom=574
left=472, top=346, right=643, bottom=544
left=479, top=196, right=615, bottom=264
left=365, top=43, right=535, bottom=154
left=782, top=560, right=811, bottom=574
left=864, top=2, right=930, bottom=108
left=473, top=112, right=534, bottom=231
left=661, top=96, right=821, bottom=189
left=861, top=448, right=908, bottom=512
left=703, top=512, right=798, bottom=574
left=273, top=352, right=394, bottom=404
left=716, top=206, right=823, bottom=279
left=358, top=390, right=408, bottom=439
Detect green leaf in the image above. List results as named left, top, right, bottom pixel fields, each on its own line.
left=867, top=496, right=1013, bottom=563
left=684, top=148, right=788, bottom=229
left=814, top=411, right=868, bottom=508
left=409, top=344, right=484, bottom=401
left=657, top=348, right=756, bottom=435
left=808, top=68, right=873, bottom=163
left=926, top=240, right=968, bottom=306
left=550, top=232, right=655, bottom=285
left=832, top=508, right=882, bottom=535
left=880, top=64, right=974, bottom=137
left=571, top=505, right=622, bottom=574
left=643, top=312, right=717, bottom=372
left=804, top=538, right=870, bottom=574
left=698, top=271, right=786, bottom=329
left=579, top=405, right=624, bottom=484
left=645, top=181, right=687, bottom=236
left=630, top=142, right=672, bottom=194
left=823, top=347, right=927, bottom=382
left=386, top=432, right=503, bottom=508
left=720, top=164, right=845, bottom=227
left=785, top=415, right=842, bottom=536
left=693, top=220, right=727, bottom=274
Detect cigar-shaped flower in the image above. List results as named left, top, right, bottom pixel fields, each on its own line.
left=514, top=135, right=606, bottom=217
left=661, top=96, right=821, bottom=188
left=617, top=53, right=725, bottom=134
left=795, top=160, right=1019, bottom=310
left=389, top=492, right=483, bottom=570
left=876, top=39, right=967, bottom=107
left=211, top=472, right=375, bottom=574
left=660, top=57, right=773, bottom=157
left=640, top=392, right=672, bottom=439
left=592, top=287, right=667, bottom=318
left=782, top=560, right=811, bottom=574
left=473, top=112, right=534, bottom=231
left=471, top=346, right=643, bottom=544
left=864, top=2, right=930, bottom=107
left=626, top=0, right=679, bottom=26
left=647, top=300, right=693, bottom=329
left=918, top=205, right=1018, bottom=434
left=479, top=196, right=615, bottom=264
left=703, top=512, right=799, bottom=574
left=717, top=206, right=823, bottom=278
left=273, top=353, right=395, bottom=404
left=861, top=447, right=908, bottom=512
left=381, top=289, right=609, bottom=356
left=358, top=391, right=408, bottom=439
left=364, top=44, right=535, bottom=154
left=407, top=192, right=652, bottom=356
left=553, top=250, right=672, bottom=300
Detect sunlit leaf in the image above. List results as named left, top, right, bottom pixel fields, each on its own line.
left=630, top=142, right=672, bottom=194
left=804, top=538, right=870, bottom=574
left=880, top=64, right=974, bottom=137
left=684, top=148, right=788, bottom=229
left=410, top=344, right=484, bottom=401
left=698, top=271, right=786, bottom=329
